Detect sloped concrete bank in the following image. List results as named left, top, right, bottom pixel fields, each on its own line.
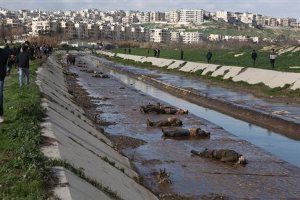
left=37, top=55, right=158, bottom=200
left=98, top=51, right=300, bottom=90
left=96, top=52, right=300, bottom=138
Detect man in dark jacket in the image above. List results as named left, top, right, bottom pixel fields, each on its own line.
left=0, top=47, right=9, bottom=122
left=251, top=50, right=257, bottom=66
left=17, top=45, right=30, bottom=87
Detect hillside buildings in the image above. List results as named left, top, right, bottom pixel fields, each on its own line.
left=0, top=7, right=299, bottom=44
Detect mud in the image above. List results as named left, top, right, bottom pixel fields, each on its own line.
left=61, top=54, right=300, bottom=199
left=65, top=67, right=147, bottom=151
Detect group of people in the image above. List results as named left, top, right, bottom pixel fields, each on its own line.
left=0, top=41, right=49, bottom=123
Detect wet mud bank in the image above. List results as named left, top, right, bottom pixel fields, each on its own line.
left=97, top=57, right=300, bottom=140
left=62, top=54, right=300, bottom=199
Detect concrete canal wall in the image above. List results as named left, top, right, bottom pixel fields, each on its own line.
left=98, top=51, right=300, bottom=90
left=37, top=56, right=158, bottom=200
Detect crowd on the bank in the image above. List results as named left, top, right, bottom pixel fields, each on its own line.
left=0, top=41, right=53, bottom=123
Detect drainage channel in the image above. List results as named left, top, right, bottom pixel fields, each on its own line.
left=107, top=69, right=300, bottom=168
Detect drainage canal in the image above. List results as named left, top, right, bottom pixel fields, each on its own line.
left=107, top=69, right=300, bottom=168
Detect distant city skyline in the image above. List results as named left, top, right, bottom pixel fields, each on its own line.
left=1, top=0, right=300, bottom=19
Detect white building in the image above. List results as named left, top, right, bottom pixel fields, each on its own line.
left=165, top=10, right=180, bottom=23
left=148, top=28, right=170, bottom=43
left=179, top=9, right=204, bottom=24
left=216, top=11, right=229, bottom=22
left=181, top=31, right=202, bottom=44
left=31, top=20, right=58, bottom=36
left=170, top=31, right=181, bottom=43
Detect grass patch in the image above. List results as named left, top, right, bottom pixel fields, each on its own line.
left=112, top=47, right=300, bottom=72
left=0, top=60, right=49, bottom=199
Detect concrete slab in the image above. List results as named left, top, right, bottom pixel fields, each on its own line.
left=265, top=73, right=300, bottom=88
left=232, top=68, right=278, bottom=85
left=211, top=66, right=232, bottom=77
left=222, top=66, right=244, bottom=79
left=52, top=167, right=112, bottom=200
left=291, top=79, right=300, bottom=90
left=201, top=64, right=221, bottom=75
left=179, top=62, right=200, bottom=72
left=167, top=60, right=186, bottom=69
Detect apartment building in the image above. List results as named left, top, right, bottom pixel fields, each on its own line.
left=165, top=10, right=180, bottom=23
left=75, top=22, right=88, bottom=39
left=60, top=21, right=76, bottom=39
left=31, top=20, right=59, bottom=35
left=179, top=9, right=204, bottom=24
left=216, top=11, right=229, bottom=22
left=148, top=29, right=170, bottom=43
left=181, top=31, right=202, bottom=44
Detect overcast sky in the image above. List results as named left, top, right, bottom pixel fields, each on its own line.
left=1, top=0, right=299, bottom=19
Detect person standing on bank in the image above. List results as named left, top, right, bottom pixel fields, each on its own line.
left=180, top=49, right=184, bottom=60
left=17, top=45, right=30, bottom=87
left=270, top=49, right=277, bottom=68
left=206, top=50, right=212, bottom=63
left=0, top=47, right=9, bottom=123
left=251, top=49, right=258, bottom=67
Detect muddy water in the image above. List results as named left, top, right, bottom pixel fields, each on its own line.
left=69, top=56, right=300, bottom=199
left=84, top=55, right=300, bottom=168
left=109, top=71, right=300, bottom=168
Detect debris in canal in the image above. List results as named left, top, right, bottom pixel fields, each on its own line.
left=147, top=117, right=183, bottom=127
left=155, top=168, right=172, bottom=185
left=140, top=103, right=188, bottom=115
left=92, top=74, right=110, bottom=78
left=162, top=127, right=210, bottom=138
left=191, top=149, right=247, bottom=165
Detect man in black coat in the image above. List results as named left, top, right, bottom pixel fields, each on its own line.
left=17, top=45, right=30, bottom=87
left=0, top=47, right=9, bottom=122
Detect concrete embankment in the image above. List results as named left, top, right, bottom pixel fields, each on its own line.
left=37, top=55, right=158, bottom=200
left=98, top=51, right=300, bottom=90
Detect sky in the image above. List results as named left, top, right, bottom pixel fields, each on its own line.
left=1, top=0, right=300, bottom=19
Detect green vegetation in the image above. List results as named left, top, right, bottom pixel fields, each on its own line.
left=0, top=60, right=49, bottom=199
left=112, top=47, right=300, bottom=72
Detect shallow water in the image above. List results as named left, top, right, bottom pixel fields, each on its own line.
left=109, top=70, right=300, bottom=168
left=70, top=55, right=300, bottom=198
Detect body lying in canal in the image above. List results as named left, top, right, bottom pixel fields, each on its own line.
left=141, top=103, right=188, bottom=115
left=191, top=148, right=247, bottom=165
left=162, top=127, right=210, bottom=138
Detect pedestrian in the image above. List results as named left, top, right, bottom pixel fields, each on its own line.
left=270, top=49, right=277, bottom=68
left=180, top=49, right=184, bottom=60
left=6, top=55, right=15, bottom=75
left=124, top=48, right=127, bottom=54
left=147, top=49, right=150, bottom=56
left=17, top=45, right=30, bottom=87
left=157, top=48, right=160, bottom=58
left=128, top=48, right=131, bottom=54
left=154, top=48, right=157, bottom=57
left=251, top=49, right=258, bottom=67
left=0, top=47, right=9, bottom=123
left=206, top=50, right=212, bottom=63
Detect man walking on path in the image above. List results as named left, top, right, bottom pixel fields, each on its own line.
left=206, top=50, right=212, bottom=63
left=270, top=49, right=277, bottom=68
left=251, top=50, right=258, bottom=66
left=180, top=49, right=184, bottom=60
left=17, top=45, right=30, bottom=87
left=0, top=47, right=9, bottom=123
